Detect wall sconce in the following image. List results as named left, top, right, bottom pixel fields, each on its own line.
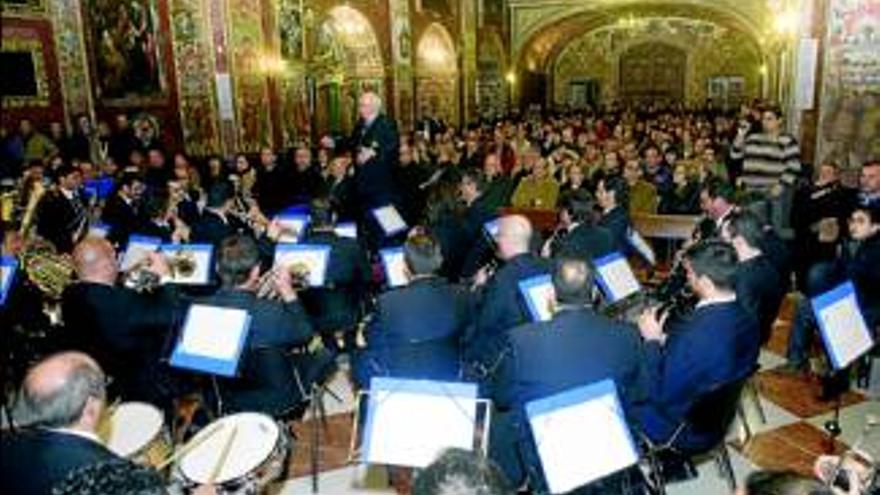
left=773, top=10, right=798, bottom=35
left=506, top=71, right=516, bottom=84
left=759, top=64, right=768, bottom=75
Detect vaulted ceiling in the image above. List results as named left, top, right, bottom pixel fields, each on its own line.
left=508, top=0, right=777, bottom=71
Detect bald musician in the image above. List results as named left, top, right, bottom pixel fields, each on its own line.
left=464, top=215, right=551, bottom=370
left=1, top=352, right=119, bottom=495
left=62, top=237, right=179, bottom=406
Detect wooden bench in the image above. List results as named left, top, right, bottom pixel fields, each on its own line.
left=631, top=213, right=700, bottom=241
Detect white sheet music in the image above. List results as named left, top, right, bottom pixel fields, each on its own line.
left=366, top=388, right=477, bottom=468
left=816, top=293, right=874, bottom=369
left=335, top=223, right=357, bottom=239
left=597, top=257, right=640, bottom=302
left=627, top=229, right=656, bottom=266
left=274, top=216, right=307, bottom=244
left=88, top=224, right=109, bottom=239
left=274, top=247, right=330, bottom=287
left=523, top=279, right=556, bottom=322
left=529, top=392, right=638, bottom=493
left=372, top=205, right=407, bottom=236
left=121, top=239, right=160, bottom=271
left=180, top=305, right=249, bottom=360
left=0, top=264, right=12, bottom=300
left=381, top=250, right=408, bottom=288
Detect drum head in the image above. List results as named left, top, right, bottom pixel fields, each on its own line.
left=104, top=402, right=164, bottom=457
left=179, top=413, right=280, bottom=484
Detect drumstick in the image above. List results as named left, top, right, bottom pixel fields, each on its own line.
left=207, top=425, right=239, bottom=484
left=155, top=422, right=225, bottom=470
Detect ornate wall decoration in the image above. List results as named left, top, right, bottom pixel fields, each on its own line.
left=1, top=0, right=46, bottom=16
left=169, top=0, right=220, bottom=156
left=1, top=32, right=51, bottom=108
left=817, top=0, right=880, bottom=167
left=415, top=22, right=458, bottom=124
left=81, top=0, right=169, bottom=105
left=477, top=32, right=506, bottom=119
left=389, top=0, right=413, bottom=130
left=553, top=17, right=761, bottom=107
left=460, top=0, right=477, bottom=123
left=48, top=0, right=93, bottom=120
left=227, top=0, right=272, bottom=152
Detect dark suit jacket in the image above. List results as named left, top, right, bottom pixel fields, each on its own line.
left=350, top=114, right=399, bottom=208
left=36, top=189, right=86, bottom=253
left=459, top=195, right=497, bottom=280
left=198, top=289, right=314, bottom=416
left=0, top=428, right=118, bottom=495
left=552, top=222, right=616, bottom=262
left=101, top=194, right=145, bottom=247
left=598, top=206, right=632, bottom=255
left=736, top=254, right=786, bottom=343
left=488, top=308, right=647, bottom=490
left=61, top=282, right=179, bottom=404
left=190, top=209, right=248, bottom=247
left=353, top=277, right=474, bottom=388
left=298, top=230, right=371, bottom=333
left=466, top=253, right=551, bottom=365
left=255, top=164, right=294, bottom=217
left=634, top=301, right=759, bottom=451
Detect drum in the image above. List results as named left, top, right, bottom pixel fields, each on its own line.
left=100, top=402, right=172, bottom=469
left=176, top=413, right=290, bottom=494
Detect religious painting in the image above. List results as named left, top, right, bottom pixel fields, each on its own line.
left=0, top=33, right=51, bottom=108
left=82, top=0, right=167, bottom=102
left=279, top=0, right=302, bottom=61
left=1, top=0, right=46, bottom=15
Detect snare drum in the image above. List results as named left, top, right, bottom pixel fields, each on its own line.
left=100, top=402, right=172, bottom=470
left=176, top=413, right=291, bottom=494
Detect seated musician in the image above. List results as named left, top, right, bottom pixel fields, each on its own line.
left=634, top=240, right=760, bottom=451
left=465, top=215, right=551, bottom=368
left=62, top=237, right=179, bottom=406
left=458, top=170, right=498, bottom=280
left=595, top=174, right=633, bottom=254
left=298, top=198, right=371, bottom=350
left=190, top=181, right=250, bottom=247
left=100, top=172, right=147, bottom=248
left=487, top=258, right=647, bottom=491
left=542, top=192, right=615, bottom=262
left=721, top=210, right=787, bottom=344
left=201, top=235, right=317, bottom=417
left=1, top=352, right=121, bottom=495
left=35, top=163, right=87, bottom=253
left=785, top=205, right=880, bottom=372
left=352, top=232, right=473, bottom=389
left=695, top=176, right=737, bottom=241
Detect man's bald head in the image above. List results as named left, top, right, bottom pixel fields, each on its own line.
left=16, top=352, right=106, bottom=429
left=73, top=237, right=117, bottom=283
left=553, top=258, right=593, bottom=306
left=495, top=215, right=532, bottom=259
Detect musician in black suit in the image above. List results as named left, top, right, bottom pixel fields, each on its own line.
left=254, top=146, right=293, bottom=217
left=324, top=149, right=356, bottom=222
left=465, top=215, right=551, bottom=369
left=543, top=192, right=615, bottom=262
left=596, top=174, right=632, bottom=255
left=290, top=144, right=326, bottom=204
left=62, top=238, right=180, bottom=406
left=190, top=181, right=250, bottom=247
left=722, top=210, right=787, bottom=343
left=1, top=352, right=120, bottom=495
left=488, top=258, right=647, bottom=491
left=696, top=177, right=737, bottom=241
left=352, top=232, right=474, bottom=388
left=101, top=172, right=147, bottom=247
left=201, top=235, right=317, bottom=417
left=458, top=170, right=497, bottom=280
left=36, top=164, right=87, bottom=253
left=634, top=241, right=760, bottom=451
left=299, top=198, right=371, bottom=348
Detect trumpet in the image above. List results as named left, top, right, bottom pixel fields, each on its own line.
left=256, top=261, right=311, bottom=300
left=123, top=250, right=198, bottom=292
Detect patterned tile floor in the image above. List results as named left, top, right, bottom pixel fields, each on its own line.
left=269, top=295, right=880, bottom=494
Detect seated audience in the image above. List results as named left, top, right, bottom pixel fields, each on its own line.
left=510, top=157, right=559, bottom=209
left=623, top=158, right=658, bottom=214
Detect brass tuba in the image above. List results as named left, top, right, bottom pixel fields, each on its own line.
left=20, top=239, right=76, bottom=300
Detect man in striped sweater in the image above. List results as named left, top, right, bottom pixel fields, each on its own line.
left=730, top=106, right=803, bottom=238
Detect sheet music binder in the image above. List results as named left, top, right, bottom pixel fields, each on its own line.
left=0, top=255, right=17, bottom=306
left=273, top=244, right=332, bottom=288
left=810, top=281, right=875, bottom=370
left=121, top=235, right=162, bottom=270
left=159, top=243, right=214, bottom=285
left=526, top=379, right=639, bottom=494
left=371, top=205, right=408, bottom=237
left=484, top=218, right=501, bottom=239
left=335, top=222, right=358, bottom=239
left=380, top=247, right=408, bottom=288
left=593, top=252, right=641, bottom=303
left=519, top=274, right=556, bottom=322
left=88, top=222, right=110, bottom=239
left=169, top=304, right=251, bottom=377
left=274, top=212, right=309, bottom=244
left=627, top=228, right=656, bottom=266
left=361, top=378, right=479, bottom=468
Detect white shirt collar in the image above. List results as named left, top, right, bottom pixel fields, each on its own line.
left=48, top=426, right=101, bottom=444
left=696, top=293, right=737, bottom=309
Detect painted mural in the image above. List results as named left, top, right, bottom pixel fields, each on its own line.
left=228, top=0, right=272, bottom=152
left=168, top=0, right=220, bottom=155
left=415, top=23, right=458, bottom=125
left=389, top=0, right=414, bottom=130
left=818, top=0, right=880, bottom=167
left=82, top=0, right=167, bottom=102
left=50, top=0, right=93, bottom=120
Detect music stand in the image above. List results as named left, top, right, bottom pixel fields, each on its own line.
left=334, top=222, right=358, bottom=239
left=348, top=377, right=492, bottom=474
left=525, top=379, right=639, bottom=494
left=519, top=274, right=556, bottom=322
left=594, top=252, right=642, bottom=304
left=87, top=222, right=110, bottom=239
left=169, top=304, right=252, bottom=416
left=379, top=247, right=408, bottom=288
left=0, top=256, right=16, bottom=307
left=274, top=212, right=310, bottom=244
left=810, top=281, right=876, bottom=449
left=121, top=235, right=162, bottom=271
left=273, top=244, right=332, bottom=288
left=371, top=205, right=408, bottom=238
